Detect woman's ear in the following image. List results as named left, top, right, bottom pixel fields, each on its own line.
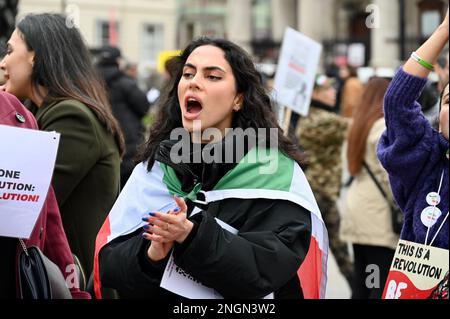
left=233, top=93, right=244, bottom=111
left=28, top=52, right=35, bottom=68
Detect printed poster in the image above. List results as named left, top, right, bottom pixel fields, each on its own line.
left=273, top=28, right=322, bottom=117
left=0, top=125, right=60, bottom=239
left=383, top=240, right=449, bottom=299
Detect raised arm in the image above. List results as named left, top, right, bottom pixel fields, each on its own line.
left=404, top=9, right=449, bottom=78
left=377, top=9, right=449, bottom=207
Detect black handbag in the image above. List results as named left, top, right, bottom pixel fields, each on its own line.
left=363, top=161, right=404, bottom=235
left=18, top=239, right=72, bottom=299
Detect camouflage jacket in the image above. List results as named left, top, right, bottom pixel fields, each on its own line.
left=297, top=104, right=349, bottom=201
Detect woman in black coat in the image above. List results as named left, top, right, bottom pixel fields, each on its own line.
left=95, top=38, right=328, bottom=299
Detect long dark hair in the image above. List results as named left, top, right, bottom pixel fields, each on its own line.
left=138, top=37, right=305, bottom=169
left=17, top=13, right=125, bottom=155
left=347, top=77, right=390, bottom=176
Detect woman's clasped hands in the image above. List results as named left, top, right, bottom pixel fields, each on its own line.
left=142, top=195, right=194, bottom=261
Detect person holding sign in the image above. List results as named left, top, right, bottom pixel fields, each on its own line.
left=377, top=9, right=449, bottom=298
left=94, top=38, right=328, bottom=299
left=377, top=9, right=449, bottom=250
left=0, top=13, right=124, bottom=278
left=0, top=91, right=90, bottom=299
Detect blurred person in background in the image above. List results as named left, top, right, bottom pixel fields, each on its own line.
left=97, top=45, right=150, bottom=188
left=338, top=64, right=364, bottom=118
left=435, top=48, right=449, bottom=93
left=0, top=13, right=124, bottom=277
left=340, top=77, right=398, bottom=299
left=124, top=62, right=139, bottom=80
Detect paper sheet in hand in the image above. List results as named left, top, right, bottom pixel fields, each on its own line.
left=0, top=125, right=60, bottom=239
left=161, top=216, right=274, bottom=299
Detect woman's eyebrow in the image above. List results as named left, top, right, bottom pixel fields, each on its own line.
left=184, top=63, right=225, bottom=73
left=204, top=66, right=226, bottom=73
left=183, top=63, right=196, bottom=70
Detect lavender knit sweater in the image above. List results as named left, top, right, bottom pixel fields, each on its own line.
left=377, top=68, right=449, bottom=250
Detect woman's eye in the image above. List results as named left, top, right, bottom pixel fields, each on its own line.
left=183, top=73, right=194, bottom=79
left=207, top=75, right=221, bottom=81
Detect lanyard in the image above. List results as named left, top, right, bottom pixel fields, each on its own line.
left=429, top=212, right=449, bottom=246
left=424, top=170, right=447, bottom=246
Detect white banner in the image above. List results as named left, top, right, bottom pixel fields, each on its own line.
left=272, top=28, right=322, bottom=117
left=0, top=125, right=60, bottom=239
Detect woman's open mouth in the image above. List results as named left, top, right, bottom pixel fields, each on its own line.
left=184, top=97, right=203, bottom=121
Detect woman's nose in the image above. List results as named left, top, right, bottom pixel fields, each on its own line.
left=188, top=74, right=201, bottom=90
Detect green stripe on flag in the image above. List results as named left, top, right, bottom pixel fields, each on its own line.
left=160, top=163, right=202, bottom=201
left=160, top=147, right=294, bottom=200
left=213, top=147, right=293, bottom=192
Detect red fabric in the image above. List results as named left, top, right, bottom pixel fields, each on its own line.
left=93, top=217, right=111, bottom=299
left=0, top=92, right=90, bottom=299
left=298, top=237, right=323, bottom=299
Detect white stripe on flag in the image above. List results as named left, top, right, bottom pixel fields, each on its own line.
left=107, top=162, right=175, bottom=243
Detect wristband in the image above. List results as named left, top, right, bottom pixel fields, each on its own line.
left=411, top=52, right=435, bottom=71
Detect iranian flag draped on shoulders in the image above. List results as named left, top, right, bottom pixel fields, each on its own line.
left=94, top=145, right=328, bottom=299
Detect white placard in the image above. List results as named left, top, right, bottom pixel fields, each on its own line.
left=272, top=28, right=322, bottom=117
left=347, top=43, right=365, bottom=68
left=161, top=217, right=274, bottom=299
left=0, top=125, right=60, bottom=239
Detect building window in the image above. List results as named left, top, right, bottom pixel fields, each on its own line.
left=252, top=0, right=272, bottom=40
left=96, top=20, right=120, bottom=46
left=421, top=11, right=441, bottom=37
left=141, top=24, right=164, bottom=66
left=418, top=0, right=445, bottom=38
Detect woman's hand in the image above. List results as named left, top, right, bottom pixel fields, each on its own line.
left=146, top=196, right=193, bottom=244
left=143, top=196, right=192, bottom=261
left=145, top=235, right=174, bottom=262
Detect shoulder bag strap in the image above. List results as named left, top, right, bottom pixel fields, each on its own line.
left=362, top=161, right=389, bottom=199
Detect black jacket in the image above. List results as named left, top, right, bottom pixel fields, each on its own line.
left=99, top=139, right=312, bottom=299
left=97, top=63, right=149, bottom=187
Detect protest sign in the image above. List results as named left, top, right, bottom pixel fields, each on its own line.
left=383, top=240, right=449, bottom=299
left=273, top=27, right=322, bottom=117
left=0, top=125, right=60, bottom=239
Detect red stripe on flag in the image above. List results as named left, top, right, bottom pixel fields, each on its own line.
left=298, top=236, right=323, bottom=299
left=93, top=217, right=112, bottom=299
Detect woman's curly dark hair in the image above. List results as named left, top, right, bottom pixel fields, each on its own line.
left=137, top=37, right=305, bottom=170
